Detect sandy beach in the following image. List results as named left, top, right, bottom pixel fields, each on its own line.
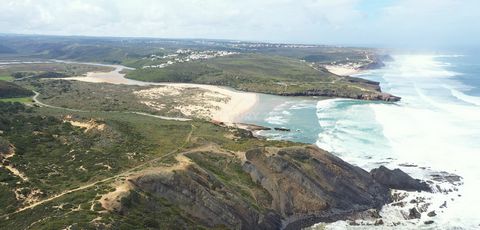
left=194, top=85, right=258, bottom=123
left=324, top=65, right=361, bottom=76
left=62, top=63, right=258, bottom=123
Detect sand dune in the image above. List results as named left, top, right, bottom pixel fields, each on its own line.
left=62, top=63, right=257, bottom=123
left=324, top=65, right=361, bottom=76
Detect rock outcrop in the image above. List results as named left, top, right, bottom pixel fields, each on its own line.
left=279, top=89, right=401, bottom=102
left=407, top=207, right=421, bottom=219
left=120, top=146, right=392, bottom=229
left=360, top=92, right=401, bottom=102
left=112, top=146, right=434, bottom=229
left=130, top=164, right=282, bottom=229
left=243, top=146, right=391, bottom=228
left=370, top=166, right=431, bottom=192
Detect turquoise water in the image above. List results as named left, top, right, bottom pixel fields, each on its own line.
left=241, top=54, right=480, bottom=228
left=242, top=95, right=321, bottom=143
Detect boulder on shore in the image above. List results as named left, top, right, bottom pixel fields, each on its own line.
left=370, top=166, right=431, bottom=192
left=408, top=208, right=421, bottom=219
left=274, top=127, right=291, bottom=132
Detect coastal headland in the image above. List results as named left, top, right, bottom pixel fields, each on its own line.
left=0, top=36, right=423, bottom=229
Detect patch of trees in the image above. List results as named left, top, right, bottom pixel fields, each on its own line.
left=0, top=81, right=33, bottom=98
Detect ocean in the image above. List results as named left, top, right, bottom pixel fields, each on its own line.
left=241, top=54, right=480, bottom=229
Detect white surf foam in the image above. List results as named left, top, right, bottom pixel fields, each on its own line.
left=370, top=54, right=480, bottom=228
left=449, top=87, right=480, bottom=106
left=314, top=54, right=480, bottom=229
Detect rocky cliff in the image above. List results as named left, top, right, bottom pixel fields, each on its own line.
left=243, top=146, right=391, bottom=228
left=111, top=145, right=400, bottom=229
left=371, top=166, right=431, bottom=192
left=279, top=90, right=400, bottom=102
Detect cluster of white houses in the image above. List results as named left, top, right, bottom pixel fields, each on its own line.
left=231, top=43, right=319, bottom=48
left=142, top=49, right=237, bottom=69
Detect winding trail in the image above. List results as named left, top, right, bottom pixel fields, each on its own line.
left=53, top=60, right=258, bottom=123
left=32, top=91, right=192, bottom=121
left=0, top=147, right=28, bottom=181
left=2, top=60, right=248, bottom=219
left=2, top=124, right=196, bottom=219
left=33, top=91, right=84, bottom=112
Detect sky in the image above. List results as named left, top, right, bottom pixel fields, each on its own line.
left=0, top=0, right=479, bottom=49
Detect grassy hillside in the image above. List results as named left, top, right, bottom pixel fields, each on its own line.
left=126, top=54, right=388, bottom=98
left=0, top=35, right=178, bottom=64
left=0, top=63, right=113, bottom=80
left=127, top=54, right=333, bottom=82
left=252, top=46, right=376, bottom=64
left=0, top=103, right=189, bottom=227
left=0, top=76, right=14, bottom=81
left=0, top=35, right=384, bottom=66
left=0, top=94, right=399, bottom=229
left=0, top=102, right=294, bottom=228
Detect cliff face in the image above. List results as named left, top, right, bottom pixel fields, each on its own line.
left=243, top=146, right=391, bottom=228
left=118, top=146, right=391, bottom=229
left=371, top=166, right=432, bottom=192
left=131, top=162, right=282, bottom=229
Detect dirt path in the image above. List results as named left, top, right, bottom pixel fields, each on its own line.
left=0, top=146, right=28, bottom=181
left=32, top=91, right=192, bottom=121
left=2, top=124, right=196, bottom=218
left=32, top=91, right=85, bottom=112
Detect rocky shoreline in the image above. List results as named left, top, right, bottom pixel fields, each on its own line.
left=310, top=54, right=401, bottom=102
left=278, top=90, right=401, bottom=102
left=213, top=122, right=450, bottom=229
left=279, top=159, right=432, bottom=229
left=114, top=139, right=434, bottom=229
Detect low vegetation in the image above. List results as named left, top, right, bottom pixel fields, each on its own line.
left=0, top=101, right=296, bottom=228
left=0, top=81, right=33, bottom=99
left=19, top=79, right=229, bottom=119
left=126, top=54, right=383, bottom=97
left=0, top=63, right=113, bottom=80
left=0, top=75, right=14, bottom=81
left=0, top=97, right=33, bottom=103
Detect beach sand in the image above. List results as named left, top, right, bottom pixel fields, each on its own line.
left=324, top=65, right=361, bottom=76
left=63, top=64, right=258, bottom=123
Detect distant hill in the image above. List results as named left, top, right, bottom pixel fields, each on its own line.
left=0, top=34, right=399, bottom=101
left=0, top=34, right=378, bottom=65
left=0, top=44, right=16, bottom=54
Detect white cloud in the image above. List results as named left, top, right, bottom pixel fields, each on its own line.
left=0, top=0, right=359, bottom=39
left=0, top=0, right=478, bottom=48
left=370, top=0, right=480, bottom=48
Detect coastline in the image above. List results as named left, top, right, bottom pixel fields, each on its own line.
left=211, top=88, right=259, bottom=123
left=13, top=58, right=461, bottom=228
left=243, top=55, right=470, bottom=229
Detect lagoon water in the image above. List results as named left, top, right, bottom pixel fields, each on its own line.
left=241, top=54, right=480, bottom=229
